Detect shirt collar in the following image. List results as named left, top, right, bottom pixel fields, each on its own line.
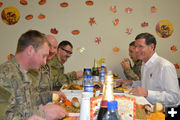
left=142, top=52, right=158, bottom=67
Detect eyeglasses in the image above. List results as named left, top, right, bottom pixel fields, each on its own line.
left=61, top=47, right=72, bottom=55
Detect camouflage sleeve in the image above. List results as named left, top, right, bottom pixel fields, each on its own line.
left=124, top=67, right=140, bottom=80
left=0, top=86, right=12, bottom=119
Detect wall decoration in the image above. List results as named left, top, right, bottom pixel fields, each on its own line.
left=113, top=18, right=119, bottom=26
left=151, top=6, right=157, bottom=13
left=89, top=17, right=96, bottom=26
left=39, top=0, right=46, bottom=5
left=25, top=14, right=33, bottom=20
left=141, top=22, right=149, bottom=27
left=156, top=20, right=174, bottom=38
left=77, top=47, right=85, bottom=54
left=171, top=45, right=177, bottom=52
left=125, top=7, right=133, bottom=14
left=38, top=13, right=46, bottom=19
left=99, top=58, right=105, bottom=65
left=72, top=30, right=80, bottom=35
left=85, top=1, right=94, bottom=6
left=125, top=28, right=133, bottom=35
left=20, top=0, right=28, bottom=5
left=60, top=2, right=68, bottom=7
left=174, top=64, right=180, bottom=69
left=113, top=47, right=120, bottom=52
left=110, top=6, right=117, bottom=13
left=7, top=53, right=14, bottom=60
left=0, top=2, right=3, bottom=7
left=1, top=6, right=20, bottom=25
left=50, top=28, right=58, bottom=34
left=95, top=37, right=101, bottom=44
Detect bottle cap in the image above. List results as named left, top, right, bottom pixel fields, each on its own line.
left=107, top=101, right=118, bottom=109
left=87, top=74, right=92, bottom=78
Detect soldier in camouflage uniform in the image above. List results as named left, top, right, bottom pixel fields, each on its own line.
left=47, top=40, right=83, bottom=90
left=121, top=41, right=142, bottom=80
left=0, top=30, right=67, bottom=120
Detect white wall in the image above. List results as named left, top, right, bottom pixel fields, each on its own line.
left=0, top=0, right=180, bottom=78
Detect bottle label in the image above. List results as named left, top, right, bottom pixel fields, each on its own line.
left=100, top=72, right=105, bottom=84
left=84, top=85, right=94, bottom=92
left=92, top=76, right=99, bottom=82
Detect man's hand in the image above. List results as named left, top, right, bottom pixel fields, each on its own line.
left=27, top=115, right=44, bottom=120
left=121, top=58, right=130, bottom=69
left=76, top=71, right=83, bottom=78
left=116, top=80, right=133, bottom=86
left=43, top=104, right=68, bottom=120
left=129, top=86, right=148, bottom=97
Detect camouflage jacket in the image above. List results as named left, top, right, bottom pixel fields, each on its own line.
left=0, top=57, right=44, bottom=120
left=47, top=55, right=77, bottom=90
left=124, top=60, right=142, bottom=81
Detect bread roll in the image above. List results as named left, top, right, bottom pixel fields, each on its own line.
left=153, top=102, right=164, bottom=113
left=72, top=97, right=80, bottom=108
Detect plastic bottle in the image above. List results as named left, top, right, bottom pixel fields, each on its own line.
left=83, top=68, right=91, bottom=87
left=84, top=74, right=94, bottom=93
left=99, top=66, right=105, bottom=84
left=102, top=101, right=121, bottom=120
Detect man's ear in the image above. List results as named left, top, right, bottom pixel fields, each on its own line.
left=26, top=45, right=35, bottom=56
left=151, top=44, right=155, bottom=51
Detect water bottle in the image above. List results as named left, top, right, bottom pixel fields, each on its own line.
left=83, top=68, right=91, bottom=86
left=99, top=66, right=105, bottom=84
left=84, top=74, right=94, bottom=92
left=102, top=101, right=121, bottom=120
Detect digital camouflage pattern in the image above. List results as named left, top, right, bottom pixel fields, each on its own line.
left=0, top=57, right=43, bottom=120
left=47, top=55, right=77, bottom=90
left=124, top=60, right=142, bottom=81
left=27, top=64, right=52, bottom=105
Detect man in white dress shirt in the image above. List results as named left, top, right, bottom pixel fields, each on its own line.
left=118, top=32, right=180, bottom=107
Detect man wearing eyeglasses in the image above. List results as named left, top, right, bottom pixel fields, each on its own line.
left=47, top=40, right=83, bottom=90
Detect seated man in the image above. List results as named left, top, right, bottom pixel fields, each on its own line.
left=48, top=40, right=83, bottom=90
left=117, top=33, right=180, bottom=107
left=121, top=41, right=142, bottom=80
left=0, top=30, right=67, bottom=120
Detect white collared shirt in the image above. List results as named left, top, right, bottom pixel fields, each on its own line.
left=133, top=53, right=180, bottom=107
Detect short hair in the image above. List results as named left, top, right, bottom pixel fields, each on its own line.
left=129, top=41, right=135, bottom=47
left=16, top=30, right=50, bottom=53
left=58, top=40, right=73, bottom=49
left=135, top=33, right=157, bottom=50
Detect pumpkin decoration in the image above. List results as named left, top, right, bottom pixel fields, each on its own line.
left=72, top=30, right=80, bottom=35
left=86, top=0, right=94, bottom=6
left=113, top=47, right=120, bottom=52
left=39, top=0, right=46, bottom=5
left=113, top=18, right=119, bottom=26
left=38, top=14, right=45, bottom=19
left=151, top=6, right=157, bottom=13
left=141, top=22, right=149, bottom=27
left=7, top=54, right=14, bottom=60
left=60, top=2, right=68, bottom=7
left=110, top=6, right=117, bottom=13
left=171, top=45, right=177, bottom=52
left=50, top=28, right=58, bottom=34
left=0, top=2, right=3, bottom=7
left=174, top=64, right=180, bottom=69
left=20, top=0, right=28, bottom=5
left=125, top=7, right=133, bottom=13
left=25, top=14, right=33, bottom=20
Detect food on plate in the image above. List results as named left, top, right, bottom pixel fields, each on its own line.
left=58, top=98, right=80, bottom=113
left=64, top=99, right=73, bottom=106
left=115, top=86, right=130, bottom=92
left=147, top=112, right=165, bottom=120
left=52, top=93, right=61, bottom=104
left=72, top=97, right=80, bottom=108
left=61, top=82, right=83, bottom=90
left=144, top=104, right=153, bottom=115
left=135, top=109, right=147, bottom=120
left=153, top=102, right=164, bottom=113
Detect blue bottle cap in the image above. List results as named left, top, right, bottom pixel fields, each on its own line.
left=87, top=74, right=92, bottom=78
left=107, top=101, right=118, bottom=109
